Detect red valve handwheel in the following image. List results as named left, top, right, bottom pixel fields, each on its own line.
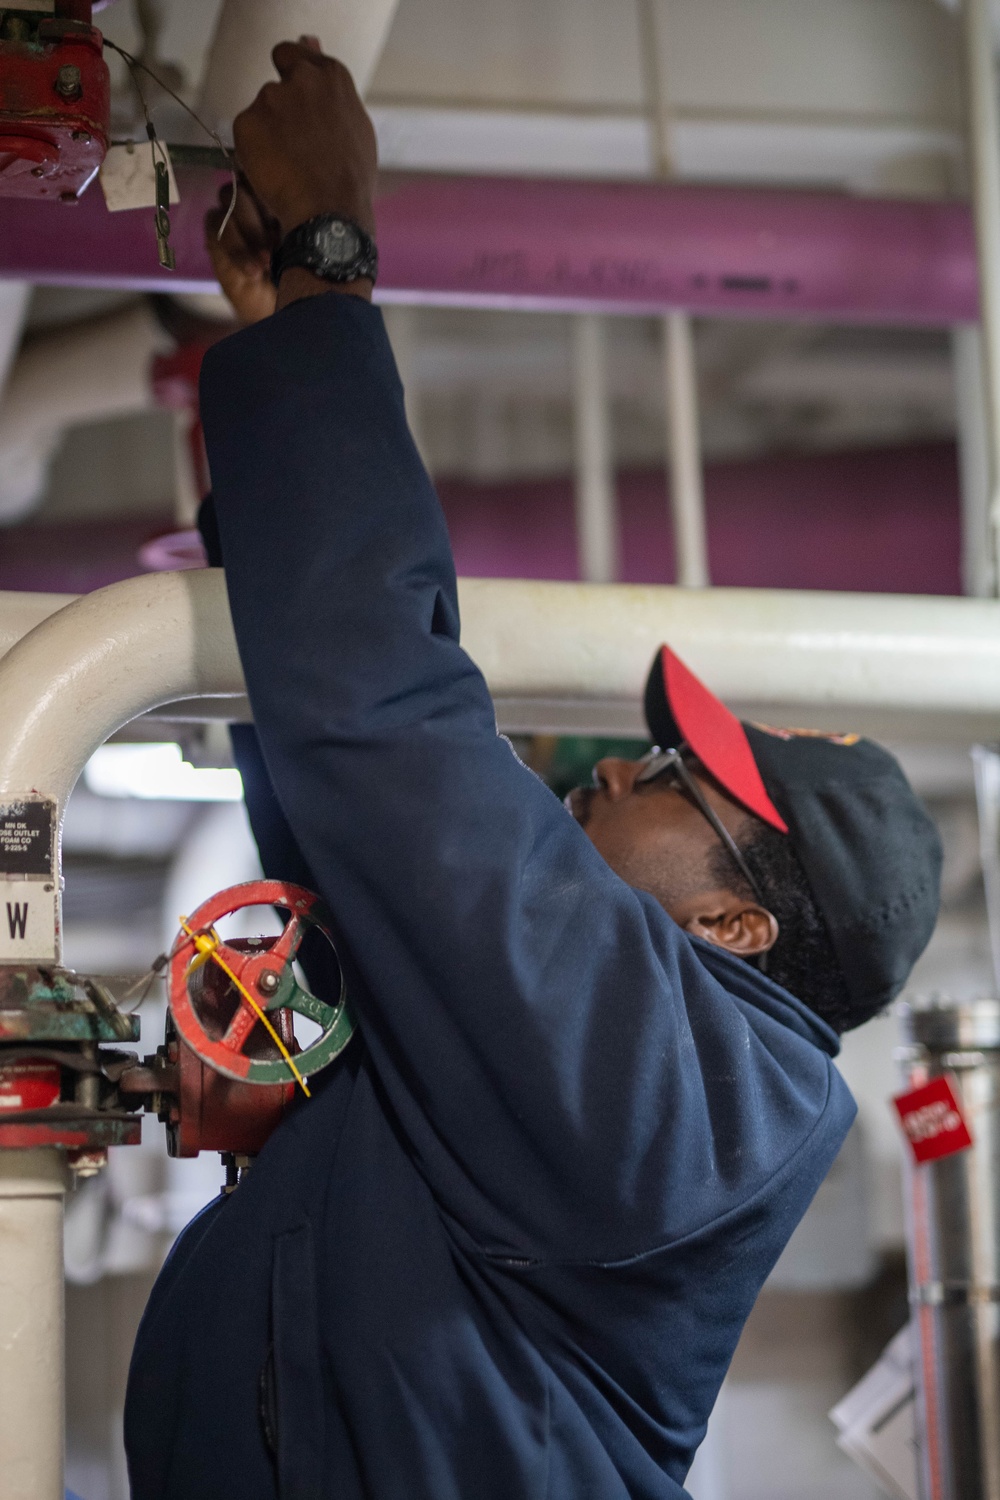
left=168, top=880, right=355, bottom=1087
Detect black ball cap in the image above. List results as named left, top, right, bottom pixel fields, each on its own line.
left=644, top=645, right=942, bottom=1015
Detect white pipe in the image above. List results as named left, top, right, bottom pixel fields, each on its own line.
left=636, top=0, right=673, bottom=178
left=3, top=577, right=1000, bottom=763
left=663, top=312, right=710, bottom=588
left=954, top=324, right=995, bottom=597
left=199, top=0, right=401, bottom=134
left=0, top=1149, right=68, bottom=1500
left=962, top=0, right=1000, bottom=594
left=0, top=303, right=162, bottom=523
left=0, top=281, right=30, bottom=400
left=0, top=591, right=76, bottom=654
left=0, top=572, right=243, bottom=826
left=636, top=2, right=710, bottom=590
left=457, top=578, right=1000, bottom=715
left=572, top=315, right=620, bottom=585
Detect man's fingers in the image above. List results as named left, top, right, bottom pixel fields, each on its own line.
left=271, top=39, right=325, bottom=79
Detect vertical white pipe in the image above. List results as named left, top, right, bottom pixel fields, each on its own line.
left=972, top=745, right=1000, bottom=989
left=572, top=314, right=619, bottom=585
left=172, top=411, right=201, bottom=528
left=954, top=324, right=995, bottom=596
left=636, top=0, right=673, bottom=179
left=0, top=1148, right=68, bottom=1500
left=962, top=0, right=1000, bottom=594
left=199, top=0, right=401, bottom=133
left=0, top=282, right=30, bottom=400
left=664, top=312, right=710, bottom=588
left=637, top=1, right=710, bottom=587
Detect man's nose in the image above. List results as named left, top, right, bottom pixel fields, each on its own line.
left=592, top=757, right=641, bottom=800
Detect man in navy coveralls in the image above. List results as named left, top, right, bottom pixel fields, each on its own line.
left=124, top=40, right=942, bottom=1500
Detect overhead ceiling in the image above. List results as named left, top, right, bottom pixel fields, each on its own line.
left=0, top=0, right=977, bottom=529
left=98, top=0, right=968, bottom=192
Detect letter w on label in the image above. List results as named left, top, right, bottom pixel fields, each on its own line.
left=0, top=879, right=58, bottom=962
left=6, top=902, right=27, bottom=940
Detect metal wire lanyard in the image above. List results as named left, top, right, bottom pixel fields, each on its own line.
left=103, top=37, right=238, bottom=269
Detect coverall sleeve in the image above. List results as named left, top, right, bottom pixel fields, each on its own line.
left=200, top=295, right=848, bottom=1264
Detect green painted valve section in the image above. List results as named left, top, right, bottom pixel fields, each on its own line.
left=0, top=968, right=141, bottom=1044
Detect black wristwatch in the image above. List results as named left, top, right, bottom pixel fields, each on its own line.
left=271, top=214, right=379, bottom=288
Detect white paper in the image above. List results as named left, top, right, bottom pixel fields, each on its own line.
left=100, top=143, right=180, bottom=214
left=829, top=1325, right=919, bottom=1500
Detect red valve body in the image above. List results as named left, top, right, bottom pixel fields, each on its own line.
left=166, top=1030, right=297, bottom=1159
left=163, top=934, right=299, bottom=1157
left=0, top=16, right=110, bottom=200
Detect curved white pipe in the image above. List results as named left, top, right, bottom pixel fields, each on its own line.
left=3, top=574, right=1000, bottom=823
left=199, top=0, right=401, bottom=134
left=0, top=303, right=162, bottom=522
left=0, top=591, right=75, bottom=654
left=0, top=571, right=242, bottom=812
left=0, top=281, right=30, bottom=400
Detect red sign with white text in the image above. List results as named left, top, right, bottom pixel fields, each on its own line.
left=893, top=1074, right=973, bottom=1164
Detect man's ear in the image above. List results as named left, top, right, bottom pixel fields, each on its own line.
left=682, top=896, right=779, bottom=958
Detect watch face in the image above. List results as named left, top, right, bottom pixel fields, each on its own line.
left=318, top=220, right=362, bottom=266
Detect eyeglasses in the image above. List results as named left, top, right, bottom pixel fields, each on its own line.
left=634, top=745, right=767, bottom=910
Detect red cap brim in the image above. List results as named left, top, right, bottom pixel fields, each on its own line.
left=660, top=647, right=788, bottom=834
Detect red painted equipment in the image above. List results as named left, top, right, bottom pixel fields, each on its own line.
left=0, top=882, right=353, bottom=1165
left=167, top=880, right=354, bottom=1089
left=119, top=1006, right=297, bottom=1159
left=0, top=963, right=142, bottom=1160
left=115, top=881, right=356, bottom=1158
left=0, top=2, right=110, bottom=202
left=0, top=1058, right=59, bottom=1111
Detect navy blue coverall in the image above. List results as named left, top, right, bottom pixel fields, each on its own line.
left=124, top=295, right=856, bottom=1499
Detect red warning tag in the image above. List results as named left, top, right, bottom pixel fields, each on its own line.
left=893, top=1074, right=973, bottom=1164
left=0, top=1061, right=60, bottom=1113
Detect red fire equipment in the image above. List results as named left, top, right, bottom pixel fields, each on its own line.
left=0, top=881, right=355, bottom=1171
left=118, top=880, right=356, bottom=1158
left=0, top=2, right=110, bottom=202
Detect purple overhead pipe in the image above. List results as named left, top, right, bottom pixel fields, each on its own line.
left=0, top=168, right=980, bottom=326
left=0, top=443, right=961, bottom=596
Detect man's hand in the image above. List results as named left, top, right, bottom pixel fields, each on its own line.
left=205, top=178, right=280, bottom=327
left=230, top=38, right=378, bottom=310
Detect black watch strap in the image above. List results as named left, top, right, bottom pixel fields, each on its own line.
left=271, top=214, right=379, bottom=288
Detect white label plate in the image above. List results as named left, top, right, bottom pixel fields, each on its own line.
left=0, top=881, right=58, bottom=963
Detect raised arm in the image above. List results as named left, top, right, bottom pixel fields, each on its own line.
left=201, top=45, right=851, bottom=1266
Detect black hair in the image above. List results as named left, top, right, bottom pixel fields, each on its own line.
left=710, top=823, right=855, bottom=1033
